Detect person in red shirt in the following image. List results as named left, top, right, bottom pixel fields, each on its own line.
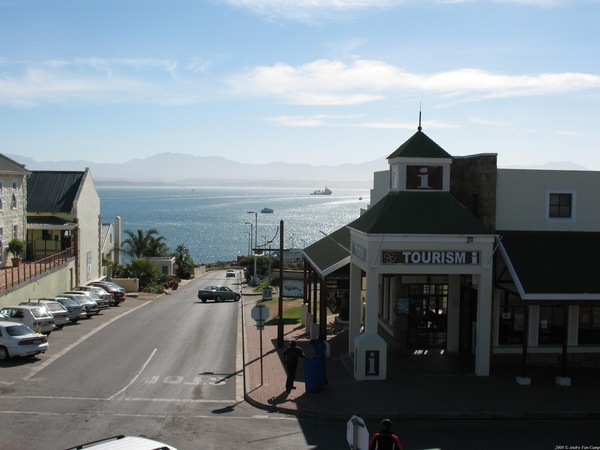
left=368, top=419, right=403, bottom=450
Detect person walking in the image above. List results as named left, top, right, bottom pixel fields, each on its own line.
left=309, top=335, right=329, bottom=387
left=368, top=419, right=403, bottom=450
left=282, top=340, right=306, bottom=393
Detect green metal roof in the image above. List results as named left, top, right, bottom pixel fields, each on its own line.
left=498, top=231, right=600, bottom=297
left=348, top=191, right=492, bottom=235
left=387, top=131, right=453, bottom=159
left=303, top=226, right=351, bottom=277
left=27, top=171, right=84, bottom=213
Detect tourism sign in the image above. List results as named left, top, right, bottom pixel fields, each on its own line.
left=382, top=250, right=481, bottom=265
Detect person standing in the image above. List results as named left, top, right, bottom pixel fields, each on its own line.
left=309, top=335, right=329, bottom=387
left=368, top=419, right=403, bottom=450
left=282, top=340, right=306, bottom=393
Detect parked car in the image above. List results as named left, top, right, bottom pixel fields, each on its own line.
left=0, top=321, right=49, bottom=361
left=65, top=435, right=177, bottom=450
left=197, top=285, right=241, bottom=302
left=72, top=285, right=113, bottom=303
left=20, top=300, right=70, bottom=329
left=226, top=269, right=236, bottom=277
left=88, top=281, right=127, bottom=306
left=0, top=306, right=55, bottom=335
left=60, top=293, right=99, bottom=317
left=49, top=297, right=87, bottom=322
left=64, top=290, right=109, bottom=309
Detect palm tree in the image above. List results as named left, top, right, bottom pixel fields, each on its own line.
left=121, top=228, right=169, bottom=259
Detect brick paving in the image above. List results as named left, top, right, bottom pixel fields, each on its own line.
left=241, top=289, right=600, bottom=420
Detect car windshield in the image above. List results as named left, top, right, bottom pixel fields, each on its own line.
left=5, top=324, right=36, bottom=336
left=29, top=307, right=47, bottom=318
left=57, top=298, right=78, bottom=306
left=45, top=303, right=65, bottom=312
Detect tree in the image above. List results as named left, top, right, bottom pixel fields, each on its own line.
left=173, top=244, right=195, bottom=279
left=121, top=228, right=169, bottom=259
left=117, top=259, right=162, bottom=289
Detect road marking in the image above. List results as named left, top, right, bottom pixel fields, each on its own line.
left=4, top=395, right=235, bottom=403
left=23, top=302, right=151, bottom=381
left=109, top=348, right=157, bottom=400
left=0, top=410, right=298, bottom=420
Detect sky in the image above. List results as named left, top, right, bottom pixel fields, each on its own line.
left=0, top=0, right=599, bottom=170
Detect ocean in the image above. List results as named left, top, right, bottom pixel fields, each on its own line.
left=98, top=186, right=369, bottom=265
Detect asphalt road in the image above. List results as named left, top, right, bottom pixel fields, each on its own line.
left=1, top=271, right=599, bottom=449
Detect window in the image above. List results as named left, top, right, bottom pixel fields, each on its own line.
left=539, top=306, right=565, bottom=345
left=13, top=225, right=18, bottom=239
left=11, top=181, right=19, bottom=210
left=498, top=291, right=525, bottom=345
left=546, top=190, right=576, bottom=221
left=42, top=230, right=52, bottom=241
left=0, top=182, right=4, bottom=211
left=578, top=307, right=600, bottom=344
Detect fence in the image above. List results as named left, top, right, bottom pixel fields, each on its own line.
left=0, top=247, right=74, bottom=291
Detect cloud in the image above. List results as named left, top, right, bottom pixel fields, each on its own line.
left=266, top=114, right=458, bottom=129
left=470, top=117, right=514, bottom=127
left=231, top=59, right=600, bottom=105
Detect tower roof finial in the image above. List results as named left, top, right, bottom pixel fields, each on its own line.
left=418, top=103, right=422, bottom=131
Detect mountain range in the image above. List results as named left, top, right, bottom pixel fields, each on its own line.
left=6, top=152, right=390, bottom=189
left=4, top=153, right=590, bottom=189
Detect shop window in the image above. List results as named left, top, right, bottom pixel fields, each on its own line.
left=578, top=307, right=600, bottom=344
left=498, top=291, right=525, bottom=345
left=539, top=306, right=565, bottom=345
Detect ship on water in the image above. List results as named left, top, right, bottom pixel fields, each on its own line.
left=310, top=186, right=332, bottom=196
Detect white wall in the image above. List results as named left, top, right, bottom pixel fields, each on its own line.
left=496, top=169, right=600, bottom=231
left=73, top=170, right=101, bottom=285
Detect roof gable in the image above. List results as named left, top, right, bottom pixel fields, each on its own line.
left=348, top=191, right=492, bottom=235
left=27, top=171, right=84, bottom=213
left=387, top=131, right=452, bottom=160
left=0, top=153, right=30, bottom=176
left=303, top=226, right=351, bottom=276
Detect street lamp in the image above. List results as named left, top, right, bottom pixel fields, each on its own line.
left=247, top=211, right=258, bottom=284
left=244, top=222, right=253, bottom=256
left=245, top=231, right=251, bottom=256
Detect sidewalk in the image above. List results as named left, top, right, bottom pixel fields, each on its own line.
left=242, top=289, right=600, bottom=420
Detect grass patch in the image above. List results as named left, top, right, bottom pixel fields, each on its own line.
left=259, top=297, right=304, bottom=325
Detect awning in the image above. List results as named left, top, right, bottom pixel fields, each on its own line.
left=27, top=216, right=78, bottom=231
left=498, top=230, right=600, bottom=300
left=303, top=226, right=351, bottom=277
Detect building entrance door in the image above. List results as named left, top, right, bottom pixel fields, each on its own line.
left=407, top=284, right=448, bottom=348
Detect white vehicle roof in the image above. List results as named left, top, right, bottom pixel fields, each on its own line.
left=66, top=435, right=177, bottom=450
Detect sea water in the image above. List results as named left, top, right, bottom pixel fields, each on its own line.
left=98, top=186, right=369, bottom=265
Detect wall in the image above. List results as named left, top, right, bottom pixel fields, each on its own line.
left=111, top=278, right=139, bottom=292
left=0, top=174, right=28, bottom=267
left=496, top=169, right=600, bottom=231
left=0, top=260, right=76, bottom=308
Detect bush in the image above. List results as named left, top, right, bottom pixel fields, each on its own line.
left=8, top=238, right=25, bottom=258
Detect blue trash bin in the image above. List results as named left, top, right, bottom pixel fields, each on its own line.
left=304, top=358, right=325, bottom=393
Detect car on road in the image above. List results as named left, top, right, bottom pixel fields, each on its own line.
left=20, top=300, right=70, bottom=329
left=66, top=435, right=177, bottom=450
left=226, top=269, right=236, bottom=277
left=88, top=281, right=127, bottom=305
left=46, top=297, right=87, bottom=322
left=197, top=285, right=241, bottom=302
left=72, top=285, right=113, bottom=304
left=0, top=305, right=55, bottom=335
left=0, top=321, right=49, bottom=361
left=61, top=293, right=99, bottom=317
left=64, top=290, right=109, bottom=309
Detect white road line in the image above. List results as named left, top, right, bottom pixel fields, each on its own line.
left=108, top=348, right=157, bottom=400
left=0, top=411, right=297, bottom=420
left=4, top=395, right=235, bottom=403
left=23, top=302, right=151, bottom=381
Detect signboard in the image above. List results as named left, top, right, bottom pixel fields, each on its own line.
left=382, top=250, right=480, bottom=265
left=346, top=415, right=369, bottom=450
left=251, top=304, right=270, bottom=330
left=282, top=283, right=303, bottom=298
left=406, top=165, right=443, bottom=190
left=283, top=249, right=304, bottom=263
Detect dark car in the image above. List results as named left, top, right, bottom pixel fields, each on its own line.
left=88, top=281, right=127, bottom=306
left=197, top=285, right=241, bottom=303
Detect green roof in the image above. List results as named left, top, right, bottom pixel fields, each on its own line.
left=348, top=191, right=492, bottom=235
left=387, top=131, right=452, bottom=159
left=303, top=226, right=351, bottom=277
left=499, top=231, right=600, bottom=297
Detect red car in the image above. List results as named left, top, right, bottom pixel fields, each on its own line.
left=88, top=281, right=127, bottom=306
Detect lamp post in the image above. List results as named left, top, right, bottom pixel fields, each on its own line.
left=247, top=211, right=258, bottom=284
left=245, top=231, right=251, bottom=256
left=244, top=222, right=253, bottom=256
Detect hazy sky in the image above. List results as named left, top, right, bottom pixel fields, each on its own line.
left=1, top=0, right=599, bottom=169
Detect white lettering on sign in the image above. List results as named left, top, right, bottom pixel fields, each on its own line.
left=388, top=250, right=480, bottom=265
left=418, top=167, right=430, bottom=189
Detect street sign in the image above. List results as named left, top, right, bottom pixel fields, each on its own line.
left=251, top=304, right=270, bottom=330
left=346, top=415, right=369, bottom=450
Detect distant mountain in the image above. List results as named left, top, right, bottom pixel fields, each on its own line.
left=6, top=152, right=389, bottom=189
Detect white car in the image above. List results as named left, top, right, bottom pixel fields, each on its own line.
left=0, top=321, right=49, bottom=360
left=226, top=269, right=236, bottom=278
left=0, top=305, right=55, bottom=335
left=72, top=285, right=113, bottom=304
left=66, top=435, right=177, bottom=449
left=20, top=300, right=70, bottom=329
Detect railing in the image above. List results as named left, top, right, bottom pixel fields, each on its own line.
left=0, top=247, right=74, bottom=291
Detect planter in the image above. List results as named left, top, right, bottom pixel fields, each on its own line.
left=11, top=257, right=22, bottom=267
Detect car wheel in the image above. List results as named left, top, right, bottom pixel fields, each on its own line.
left=216, top=295, right=222, bottom=302
left=0, top=346, right=9, bottom=361
left=234, top=294, right=240, bottom=302
left=71, top=319, right=78, bottom=323
left=201, top=298, right=207, bottom=303
left=45, top=332, right=51, bottom=337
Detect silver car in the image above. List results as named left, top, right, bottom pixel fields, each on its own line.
left=64, top=290, right=109, bottom=309
left=73, top=285, right=113, bottom=303
left=0, top=306, right=55, bottom=335
left=20, top=300, right=70, bottom=329
left=60, top=293, right=99, bottom=317
left=48, top=297, right=87, bottom=323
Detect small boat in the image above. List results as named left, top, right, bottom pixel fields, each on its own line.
left=261, top=208, right=274, bottom=213
left=310, top=186, right=332, bottom=196
left=359, top=197, right=363, bottom=200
